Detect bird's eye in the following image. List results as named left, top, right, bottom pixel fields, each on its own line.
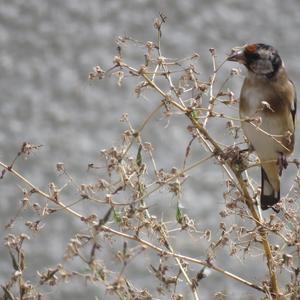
left=245, top=51, right=260, bottom=62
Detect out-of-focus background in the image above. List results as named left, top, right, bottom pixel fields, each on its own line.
left=1, top=1, right=300, bottom=299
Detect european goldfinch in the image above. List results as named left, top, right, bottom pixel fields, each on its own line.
left=227, top=43, right=296, bottom=210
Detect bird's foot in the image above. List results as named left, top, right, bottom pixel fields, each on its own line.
left=277, top=152, right=288, bottom=176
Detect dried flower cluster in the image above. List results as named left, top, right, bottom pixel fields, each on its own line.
left=1, top=15, right=300, bottom=300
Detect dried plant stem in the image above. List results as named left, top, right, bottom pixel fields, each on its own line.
left=188, top=116, right=280, bottom=297
left=203, top=50, right=217, bottom=128
left=138, top=102, right=165, bottom=133
left=131, top=154, right=214, bottom=205
left=100, top=225, right=265, bottom=293
left=120, top=101, right=165, bottom=161
left=140, top=72, right=280, bottom=297
left=156, top=29, right=186, bottom=108
left=0, top=159, right=264, bottom=295
left=0, top=65, right=282, bottom=299
left=236, top=174, right=280, bottom=298
left=1, top=152, right=280, bottom=297
left=0, top=161, right=83, bottom=220
left=187, top=116, right=280, bottom=298
left=159, top=227, right=200, bottom=300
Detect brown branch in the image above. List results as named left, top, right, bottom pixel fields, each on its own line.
left=0, top=159, right=265, bottom=295
left=203, top=48, right=218, bottom=128
left=100, top=225, right=265, bottom=293
left=235, top=174, right=280, bottom=297
left=139, top=71, right=280, bottom=297
left=0, top=161, right=83, bottom=220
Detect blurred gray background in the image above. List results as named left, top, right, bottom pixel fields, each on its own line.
left=1, top=0, right=300, bottom=299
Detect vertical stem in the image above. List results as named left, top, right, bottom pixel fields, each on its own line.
left=203, top=49, right=217, bottom=128
left=236, top=174, right=280, bottom=297
left=189, top=111, right=280, bottom=297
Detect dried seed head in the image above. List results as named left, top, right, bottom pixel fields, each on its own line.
left=56, top=162, right=65, bottom=172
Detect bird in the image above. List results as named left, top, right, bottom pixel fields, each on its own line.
left=227, top=43, right=296, bottom=210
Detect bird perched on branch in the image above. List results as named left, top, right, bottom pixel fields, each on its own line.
left=227, top=43, right=296, bottom=210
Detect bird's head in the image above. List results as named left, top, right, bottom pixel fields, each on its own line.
left=227, top=43, right=283, bottom=78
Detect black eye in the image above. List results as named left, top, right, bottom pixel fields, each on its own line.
left=245, top=52, right=260, bottom=62
left=244, top=52, right=261, bottom=67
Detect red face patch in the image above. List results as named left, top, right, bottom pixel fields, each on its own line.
left=245, top=44, right=257, bottom=54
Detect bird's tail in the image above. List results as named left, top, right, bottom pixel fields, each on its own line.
left=260, top=167, right=280, bottom=210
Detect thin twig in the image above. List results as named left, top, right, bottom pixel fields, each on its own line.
left=203, top=49, right=217, bottom=128
left=0, top=157, right=266, bottom=295
left=100, top=225, right=265, bottom=293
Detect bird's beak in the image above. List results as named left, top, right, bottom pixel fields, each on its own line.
left=227, top=49, right=245, bottom=63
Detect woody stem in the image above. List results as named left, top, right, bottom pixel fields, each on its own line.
left=140, top=71, right=280, bottom=298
